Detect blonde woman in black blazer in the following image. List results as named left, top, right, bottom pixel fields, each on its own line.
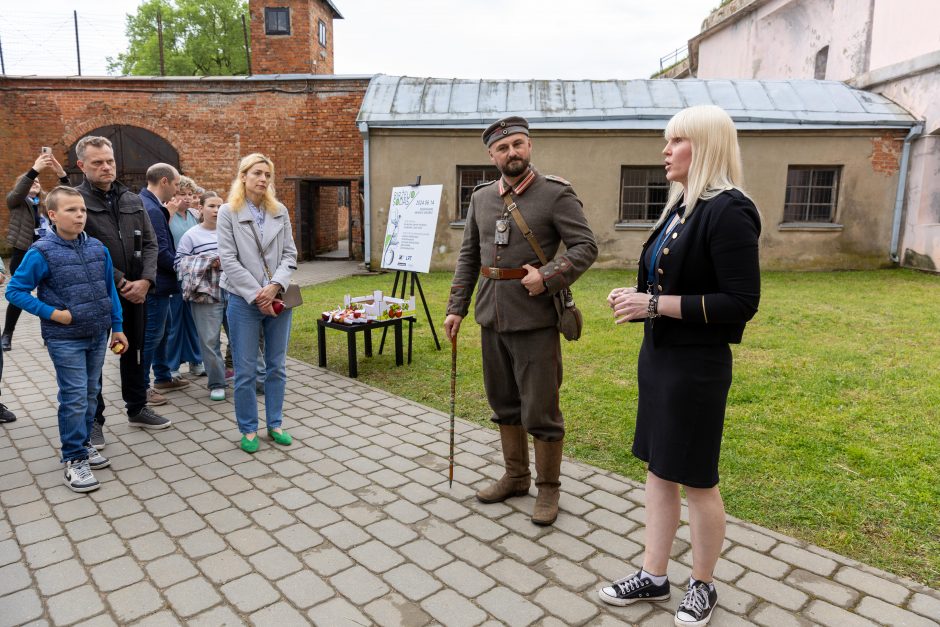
left=599, top=105, right=761, bottom=627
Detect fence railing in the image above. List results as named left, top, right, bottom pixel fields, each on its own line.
left=659, top=46, right=689, bottom=72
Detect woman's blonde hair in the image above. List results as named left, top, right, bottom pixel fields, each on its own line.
left=227, top=153, right=280, bottom=214
left=656, top=104, right=745, bottom=227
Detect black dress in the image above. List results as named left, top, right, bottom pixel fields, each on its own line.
left=631, top=191, right=761, bottom=488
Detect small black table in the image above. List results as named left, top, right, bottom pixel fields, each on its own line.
left=317, top=316, right=415, bottom=378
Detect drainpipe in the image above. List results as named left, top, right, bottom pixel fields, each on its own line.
left=890, top=122, right=924, bottom=263
left=358, top=121, right=372, bottom=269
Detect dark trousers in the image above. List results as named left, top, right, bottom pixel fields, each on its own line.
left=3, top=247, right=29, bottom=337
left=480, top=325, right=565, bottom=442
left=95, top=297, right=147, bottom=423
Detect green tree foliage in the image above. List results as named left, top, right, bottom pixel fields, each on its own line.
left=108, top=0, right=249, bottom=76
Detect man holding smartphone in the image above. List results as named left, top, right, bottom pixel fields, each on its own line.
left=3, top=150, right=71, bottom=352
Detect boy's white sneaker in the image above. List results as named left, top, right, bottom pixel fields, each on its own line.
left=85, top=446, right=110, bottom=470
left=64, top=459, right=99, bottom=493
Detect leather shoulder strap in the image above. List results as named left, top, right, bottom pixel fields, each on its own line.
left=247, top=223, right=274, bottom=281
left=501, top=191, right=548, bottom=266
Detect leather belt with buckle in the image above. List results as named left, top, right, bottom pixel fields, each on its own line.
left=481, top=267, right=528, bottom=280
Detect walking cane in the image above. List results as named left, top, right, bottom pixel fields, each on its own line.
left=449, top=334, right=457, bottom=488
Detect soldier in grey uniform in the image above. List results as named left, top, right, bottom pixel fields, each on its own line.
left=444, top=116, right=597, bottom=525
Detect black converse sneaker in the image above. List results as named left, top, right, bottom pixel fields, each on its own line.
left=64, top=459, right=99, bottom=493
left=674, top=579, right=718, bottom=626
left=599, top=571, right=670, bottom=606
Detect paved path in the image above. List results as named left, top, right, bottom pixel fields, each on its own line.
left=0, top=291, right=938, bottom=626
left=290, top=259, right=367, bottom=288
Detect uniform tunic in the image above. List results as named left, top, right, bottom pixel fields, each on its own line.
left=631, top=189, right=761, bottom=487
left=447, top=168, right=597, bottom=441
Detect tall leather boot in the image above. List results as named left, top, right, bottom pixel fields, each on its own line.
left=476, top=424, right=531, bottom=503
left=531, top=437, right=563, bottom=526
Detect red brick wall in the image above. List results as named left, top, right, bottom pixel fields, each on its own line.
left=0, top=76, right=367, bottom=258
left=249, top=0, right=336, bottom=75
left=870, top=132, right=904, bottom=175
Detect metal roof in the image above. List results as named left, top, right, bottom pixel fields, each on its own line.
left=357, top=75, right=916, bottom=131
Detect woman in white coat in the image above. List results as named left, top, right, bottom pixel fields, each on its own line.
left=217, top=153, right=297, bottom=453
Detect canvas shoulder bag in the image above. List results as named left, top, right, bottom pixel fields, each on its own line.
left=501, top=192, right=583, bottom=341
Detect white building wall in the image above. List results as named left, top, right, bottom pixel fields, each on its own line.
left=691, top=0, right=940, bottom=271
left=870, top=0, right=940, bottom=70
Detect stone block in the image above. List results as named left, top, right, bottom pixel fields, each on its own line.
left=421, top=589, right=488, bottom=627
left=221, top=573, right=281, bottom=613
left=146, top=553, right=200, bottom=588
left=331, top=565, right=391, bottom=604
left=478, top=586, right=544, bottom=626
left=308, top=597, right=372, bottom=627
left=165, top=576, right=222, bottom=617
left=46, top=584, right=106, bottom=625
left=436, top=560, right=496, bottom=597
left=534, top=585, right=599, bottom=625
left=89, top=555, right=144, bottom=592
left=276, top=570, right=333, bottom=609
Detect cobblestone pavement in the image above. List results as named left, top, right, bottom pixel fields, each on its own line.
left=1, top=295, right=938, bottom=626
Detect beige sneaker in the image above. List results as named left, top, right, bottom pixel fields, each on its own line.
left=147, top=388, right=168, bottom=406
left=153, top=377, right=190, bottom=390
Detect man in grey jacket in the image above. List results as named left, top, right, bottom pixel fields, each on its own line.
left=75, top=135, right=170, bottom=444
left=444, top=116, right=597, bottom=526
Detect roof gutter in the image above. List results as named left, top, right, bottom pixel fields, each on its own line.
left=890, top=122, right=924, bottom=263
left=358, top=121, right=372, bottom=269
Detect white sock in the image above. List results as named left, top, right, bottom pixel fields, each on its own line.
left=641, top=569, right=667, bottom=586
left=689, top=576, right=715, bottom=590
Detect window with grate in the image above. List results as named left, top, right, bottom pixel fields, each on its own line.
left=457, top=166, right=500, bottom=220
left=783, top=166, right=840, bottom=222
left=620, top=167, right=670, bottom=222
left=318, top=19, right=327, bottom=46
left=265, top=7, right=290, bottom=35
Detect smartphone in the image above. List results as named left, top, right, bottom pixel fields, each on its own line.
left=41, top=146, right=51, bottom=154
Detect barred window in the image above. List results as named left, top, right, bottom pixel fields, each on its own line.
left=783, top=166, right=840, bottom=222
left=620, top=167, right=669, bottom=222
left=265, top=8, right=290, bottom=35
left=457, top=166, right=500, bottom=220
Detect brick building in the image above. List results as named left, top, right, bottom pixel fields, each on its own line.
left=0, top=0, right=367, bottom=261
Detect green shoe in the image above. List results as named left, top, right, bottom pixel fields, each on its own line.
left=240, top=434, right=259, bottom=453
left=268, top=429, right=292, bottom=446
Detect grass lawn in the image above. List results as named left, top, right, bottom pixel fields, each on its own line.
left=289, top=268, right=940, bottom=588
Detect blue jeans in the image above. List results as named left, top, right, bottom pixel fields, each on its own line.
left=142, top=294, right=173, bottom=387
left=227, top=293, right=292, bottom=434
left=167, top=292, right=202, bottom=370
left=191, top=298, right=226, bottom=391
left=47, top=335, right=107, bottom=462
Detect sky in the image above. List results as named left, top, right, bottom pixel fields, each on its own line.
left=0, top=0, right=710, bottom=80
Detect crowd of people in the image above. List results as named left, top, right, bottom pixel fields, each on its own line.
left=2, top=138, right=298, bottom=494
left=3, top=104, right=759, bottom=627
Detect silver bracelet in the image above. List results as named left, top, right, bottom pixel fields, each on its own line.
left=647, top=294, right=661, bottom=319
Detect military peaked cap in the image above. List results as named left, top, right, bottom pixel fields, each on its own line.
left=482, top=116, right=530, bottom=147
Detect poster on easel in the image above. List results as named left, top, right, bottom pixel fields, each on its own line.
left=380, top=184, right=443, bottom=273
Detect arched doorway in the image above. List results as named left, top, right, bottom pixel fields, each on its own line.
left=66, top=126, right=180, bottom=193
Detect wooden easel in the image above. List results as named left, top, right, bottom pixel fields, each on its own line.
left=379, top=269, right=441, bottom=353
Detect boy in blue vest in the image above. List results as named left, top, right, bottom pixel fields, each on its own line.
left=6, top=186, right=128, bottom=492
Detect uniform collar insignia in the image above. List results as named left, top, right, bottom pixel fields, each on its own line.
left=498, top=168, right=536, bottom=197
